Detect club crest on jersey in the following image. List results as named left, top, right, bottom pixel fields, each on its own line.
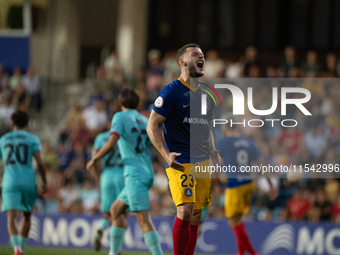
left=184, top=188, right=193, bottom=197
left=155, top=96, right=163, bottom=108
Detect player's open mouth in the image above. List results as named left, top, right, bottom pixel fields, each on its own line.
left=197, top=61, right=204, bottom=68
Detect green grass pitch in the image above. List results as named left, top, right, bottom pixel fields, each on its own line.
left=0, top=246, right=230, bottom=255
left=0, top=246, right=161, bottom=255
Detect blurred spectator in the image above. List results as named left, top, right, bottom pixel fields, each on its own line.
left=305, top=178, right=325, bottom=193
left=321, top=53, right=338, bottom=77
left=304, top=125, right=327, bottom=160
left=80, top=179, right=100, bottom=214
left=68, top=120, right=91, bottom=149
left=87, top=85, right=104, bottom=107
left=276, top=127, right=303, bottom=155
left=0, top=64, right=9, bottom=91
left=103, top=51, right=124, bottom=85
left=248, top=64, right=262, bottom=78
left=152, top=161, right=169, bottom=194
left=9, top=66, right=22, bottom=92
left=162, top=50, right=180, bottom=85
left=63, top=143, right=89, bottom=183
left=42, top=141, right=59, bottom=172
left=265, top=66, right=277, bottom=78
left=243, top=46, right=260, bottom=77
left=0, top=96, right=15, bottom=128
left=269, top=179, right=297, bottom=220
left=94, top=65, right=112, bottom=91
left=145, top=49, right=164, bottom=98
left=56, top=141, right=72, bottom=172
left=280, top=46, right=300, bottom=77
left=225, top=57, right=244, bottom=78
left=57, top=181, right=81, bottom=213
left=288, top=66, right=301, bottom=78
left=308, top=187, right=332, bottom=222
left=22, top=66, right=42, bottom=111
left=82, top=99, right=108, bottom=138
left=11, top=83, right=29, bottom=112
left=59, top=103, right=85, bottom=140
left=324, top=178, right=339, bottom=204
left=301, top=50, right=322, bottom=76
left=204, top=49, right=225, bottom=78
left=286, top=187, right=310, bottom=220
left=331, top=196, right=340, bottom=223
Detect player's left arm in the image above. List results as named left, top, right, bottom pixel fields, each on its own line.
left=89, top=148, right=101, bottom=187
left=86, top=133, right=119, bottom=171
left=209, top=121, right=221, bottom=165
left=33, top=151, right=48, bottom=194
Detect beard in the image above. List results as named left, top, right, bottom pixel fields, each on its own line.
left=188, top=63, right=204, bottom=78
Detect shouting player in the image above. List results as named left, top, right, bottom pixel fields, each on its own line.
left=87, top=88, right=163, bottom=255
left=90, top=126, right=126, bottom=252
left=147, top=43, right=220, bottom=255
left=217, top=124, right=272, bottom=255
left=0, top=111, right=48, bottom=255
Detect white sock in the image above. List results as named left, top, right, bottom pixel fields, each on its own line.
left=109, top=252, right=119, bottom=255
left=14, top=245, right=22, bottom=252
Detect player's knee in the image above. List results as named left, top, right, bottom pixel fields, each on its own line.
left=228, top=216, right=241, bottom=228
left=22, top=212, right=31, bottom=222
left=177, top=205, right=193, bottom=221
left=110, top=204, right=118, bottom=219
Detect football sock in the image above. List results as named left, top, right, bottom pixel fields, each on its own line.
left=19, top=236, right=27, bottom=250
left=144, top=230, right=163, bottom=255
left=10, top=235, right=19, bottom=247
left=239, top=222, right=256, bottom=254
left=109, top=226, right=125, bottom=254
left=98, top=218, right=110, bottom=230
left=173, top=217, right=191, bottom=255
left=233, top=224, right=246, bottom=254
left=185, top=224, right=198, bottom=255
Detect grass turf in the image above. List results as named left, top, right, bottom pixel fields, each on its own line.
left=0, top=246, right=156, bottom=255
left=0, top=246, right=231, bottom=255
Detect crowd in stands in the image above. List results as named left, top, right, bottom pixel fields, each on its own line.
left=0, top=64, right=42, bottom=136
left=1, top=46, right=340, bottom=224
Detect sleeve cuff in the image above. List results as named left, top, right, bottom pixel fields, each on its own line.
left=110, top=131, right=121, bottom=138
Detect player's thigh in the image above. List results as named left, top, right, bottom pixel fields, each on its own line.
left=193, top=159, right=211, bottom=210
left=100, top=175, right=124, bottom=213
left=22, top=185, right=38, bottom=212
left=118, top=175, right=152, bottom=212
left=166, top=164, right=196, bottom=207
left=1, top=187, right=22, bottom=212
left=225, top=183, right=253, bottom=218
left=242, top=182, right=254, bottom=214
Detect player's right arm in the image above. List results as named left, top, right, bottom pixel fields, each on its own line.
left=33, top=151, right=48, bottom=194
left=86, top=133, right=118, bottom=171
left=147, top=110, right=185, bottom=171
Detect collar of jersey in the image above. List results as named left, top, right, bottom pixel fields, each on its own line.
left=178, top=78, right=200, bottom=92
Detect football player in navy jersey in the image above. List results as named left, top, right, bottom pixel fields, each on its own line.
left=147, top=43, right=220, bottom=255
left=217, top=124, right=273, bottom=255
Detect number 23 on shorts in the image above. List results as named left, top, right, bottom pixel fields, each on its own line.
left=180, top=174, right=194, bottom=188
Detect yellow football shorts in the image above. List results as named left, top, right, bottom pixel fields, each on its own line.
left=225, top=182, right=254, bottom=218
left=166, top=159, right=211, bottom=209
